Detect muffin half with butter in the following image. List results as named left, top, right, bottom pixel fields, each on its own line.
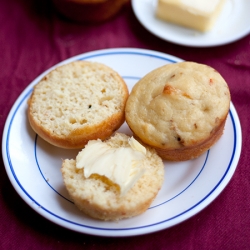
left=125, top=62, right=231, bottom=161
left=61, top=133, right=164, bottom=221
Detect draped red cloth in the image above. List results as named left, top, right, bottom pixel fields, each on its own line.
left=0, top=1, right=249, bottom=249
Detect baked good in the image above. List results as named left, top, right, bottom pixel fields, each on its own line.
left=61, top=133, right=164, bottom=221
left=125, top=62, right=231, bottom=161
left=28, top=61, right=129, bottom=149
left=156, top=0, right=225, bottom=32
left=53, top=0, right=129, bottom=23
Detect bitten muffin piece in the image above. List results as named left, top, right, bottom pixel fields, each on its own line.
left=61, top=133, right=164, bottom=221
left=28, top=61, right=129, bottom=149
left=125, top=62, right=231, bottom=161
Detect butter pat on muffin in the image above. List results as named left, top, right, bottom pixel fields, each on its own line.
left=156, top=0, right=225, bottom=32
left=125, top=62, right=231, bottom=161
left=61, top=133, right=164, bottom=221
left=76, top=136, right=147, bottom=196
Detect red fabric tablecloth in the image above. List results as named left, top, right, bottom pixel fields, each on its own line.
left=1, top=0, right=250, bottom=249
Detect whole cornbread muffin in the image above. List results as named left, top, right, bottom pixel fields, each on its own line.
left=28, top=61, right=129, bottom=149
left=125, top=62, right=231, bottom=161
left=61, top=133, right=164, bottom=221
left=53, top=0, right=129, bottom=23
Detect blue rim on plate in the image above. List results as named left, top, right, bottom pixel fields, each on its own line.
left=2, top=48, right=242, bottom=237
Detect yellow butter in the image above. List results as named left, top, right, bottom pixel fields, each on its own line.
left=156, top=0, right=225, bottom=32
left=76, top=137, right=147, bottom=196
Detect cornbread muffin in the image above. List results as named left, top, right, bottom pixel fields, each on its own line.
left=53, top=0, right=129, bottom=23
left=28, top=61, right=129, bottom=149
left=61, top=133, right=164, bottom=221
left=125, top=62, right=231, bottom=161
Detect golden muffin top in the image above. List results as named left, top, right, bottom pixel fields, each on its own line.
left=125, top=62, right=230, bottom=150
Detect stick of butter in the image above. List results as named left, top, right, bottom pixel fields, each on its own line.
left=156, top=0, right=225, bottom=32
left=76, top=137, right=147, bottom=196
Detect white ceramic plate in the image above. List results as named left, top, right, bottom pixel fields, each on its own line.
left=132, top=0, right=250, bottom=47
left=2, top=48, right=242, bottom=237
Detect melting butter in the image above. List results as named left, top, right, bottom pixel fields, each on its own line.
left=76, top=137, right=147, bottom=196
